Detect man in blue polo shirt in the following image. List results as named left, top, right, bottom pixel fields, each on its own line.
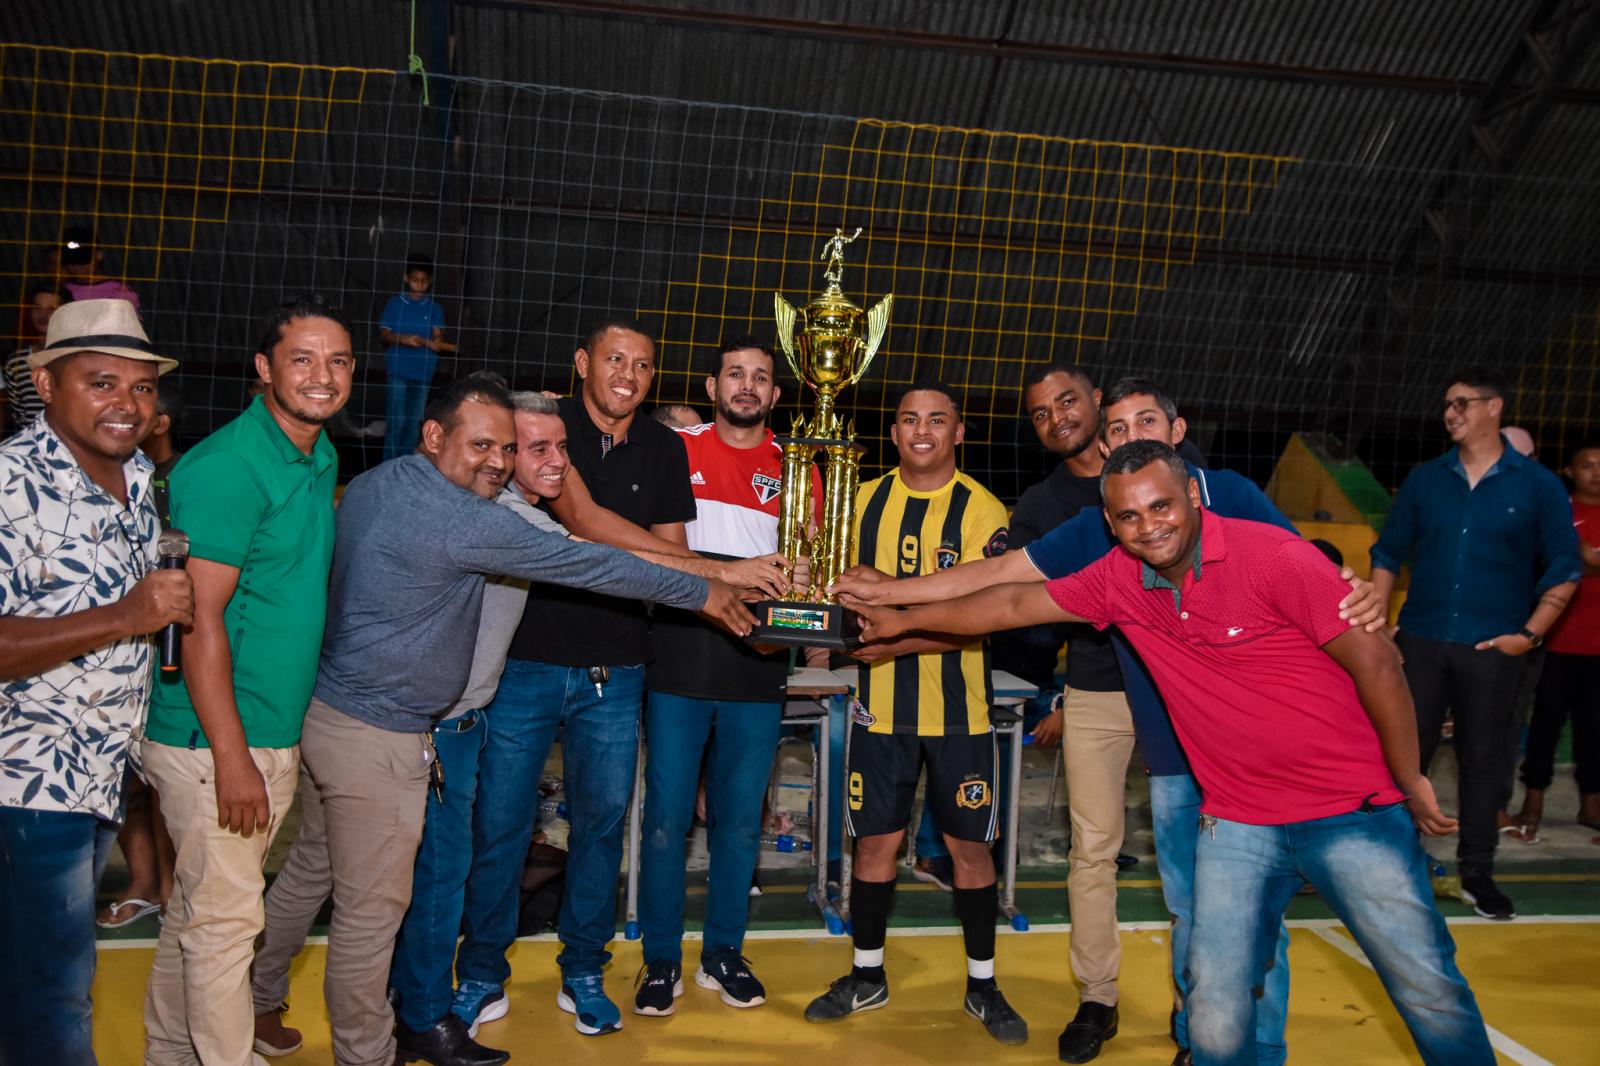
left=1371, top=366, right=1580, bottom=921
left=379, top=253, right=449, bottom=461
left=833, top=377, right=1385, bottom=1066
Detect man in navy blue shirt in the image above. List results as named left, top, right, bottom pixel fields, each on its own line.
left=1370, top=367, right=1580, bottom=921
left=835, top=377, right=1384, bottom=1066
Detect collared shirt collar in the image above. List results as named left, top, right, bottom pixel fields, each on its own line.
left=27, top=412, right=155, bottom=503
left=568, top=393, right=633, bottom=450
left=1446, top=434, right=1527, bottom=485
left=1140, top=507, right=1225, bottom=612
left=244, top=396, right=336, bottom=473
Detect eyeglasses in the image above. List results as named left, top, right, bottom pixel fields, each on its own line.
left=1442, top=396, right=1491, bottom=415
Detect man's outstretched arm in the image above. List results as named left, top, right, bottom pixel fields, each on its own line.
left=856, top=581, right=1085, bottom=644
left=831, top=550, right=1040, bottom=607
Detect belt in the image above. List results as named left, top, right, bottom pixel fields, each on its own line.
left=432, top=709, right=481, bottom=733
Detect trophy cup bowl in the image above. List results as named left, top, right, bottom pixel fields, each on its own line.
left=748, top=228, right=891, bottom=649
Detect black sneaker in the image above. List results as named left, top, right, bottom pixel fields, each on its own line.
left=632, top=960, right=683, bottom=1016
left=696, top=948, right=766, bottom=1008
left=1459, top=873, right=1515, bottom=920
left=964, top=981, right=1029, bottom=1045
left=804, top=972, right=888, bottom=1022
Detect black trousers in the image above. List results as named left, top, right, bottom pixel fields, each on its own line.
left=1397, top=631, right=1528, bottom=876
left=1520, top=651, right=1600, bottom=795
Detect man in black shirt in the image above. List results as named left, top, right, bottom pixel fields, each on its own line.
left=453, top=317, right=698, bottom=1038
left=1009, top=359, right=1159, bottom=1063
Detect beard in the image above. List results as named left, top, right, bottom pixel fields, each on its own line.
left=1047, top=411, right=1100, bottom=459
left=717, top=398, right=769, bottom=428
left=272, top=387, right=336, bottom=425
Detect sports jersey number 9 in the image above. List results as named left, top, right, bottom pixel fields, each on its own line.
left=848, top=771, right=864, bottom=811
left=899, top=534, right=919, bottom=576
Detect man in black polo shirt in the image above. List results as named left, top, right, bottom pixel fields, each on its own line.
left=454, top=317, right=698, bottom=1038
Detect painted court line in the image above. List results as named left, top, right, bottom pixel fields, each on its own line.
left=1308, top=925, right=1554, bottom=1066
left=96, top=913, right=1600, bottom=951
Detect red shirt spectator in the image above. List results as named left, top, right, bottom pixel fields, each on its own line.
left=1547, top=496, right=1600, bottom=656
left=1045, top=508, right=1404, bottom=825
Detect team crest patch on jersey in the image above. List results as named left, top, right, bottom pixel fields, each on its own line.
left=850, top=700, right=875, bottom=727
left=955, top=779, right=991, bottom=810
left=752, top=471, right=782, bottom=505
left=936, top=543, right=959, bottom=570
left=983, top=528, right=1009, bottom=558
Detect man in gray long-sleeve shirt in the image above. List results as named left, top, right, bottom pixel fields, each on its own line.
left=250, top=375, right=751, bottom=1066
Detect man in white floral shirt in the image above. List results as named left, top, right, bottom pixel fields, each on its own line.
left=0, top=299, right=194, bottom=1065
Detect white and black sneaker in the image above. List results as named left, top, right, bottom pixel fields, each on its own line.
left=633, top=960, right=684, bottom=1016
left=804, top=972, right=889, bottom=1022
left=1460, top=873, right=1516, bottom=920
left=964, top=980, right=1029, bottom=1045
left=696, top=948, right=766, bottom=1008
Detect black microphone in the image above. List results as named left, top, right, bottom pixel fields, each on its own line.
left=158, top=529, right=190, bottom=673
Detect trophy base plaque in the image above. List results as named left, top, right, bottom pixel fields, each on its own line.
left=750, top=599, right=862, bottom=649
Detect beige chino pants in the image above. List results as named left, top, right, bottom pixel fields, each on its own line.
left=1062, top=688, right=1137, bottom=1007
left=250, top=698, right=430, bottom=1066
left=141, top=741, right=300, bottom=1066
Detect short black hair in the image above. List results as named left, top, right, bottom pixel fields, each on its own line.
left=1022, top=358, right=1095, bottom=394
left=1099, top=377, right=1178, bottom=439
left=423, top=370, right=513, bottom=432
left=1307, top=538, right=1344, bottom=567
left=581, top=314, right=653, bottom=356
left=1445, top=365, right=1507, bottom=401
left=254, top=293, right=353, bottom=363
left=709, top=333, right=777, bottom=377
left=405, top=253, right=435, bottom=275
left=1567, top=440, right=1600, bottom=465
left=27, top=279, right=64, bottom=302
left=155, top=377, right=185, bottom=427
left=893, top=379, right=962, bottom=422
left=1098, top=438, right=1189, bottom=500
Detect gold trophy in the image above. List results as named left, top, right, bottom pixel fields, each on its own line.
left=751, top=227, right=893, bottom=648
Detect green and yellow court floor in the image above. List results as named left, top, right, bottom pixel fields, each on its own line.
left=91, top=866, right=1600, bottom=1064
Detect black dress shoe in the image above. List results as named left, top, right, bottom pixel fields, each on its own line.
left=1058, top=1001, right=1118, bottom=1063
left=394, top=1015, right=510, bottom=1066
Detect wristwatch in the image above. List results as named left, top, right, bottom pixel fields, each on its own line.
left=1518, top=627, right=1544, bottom=649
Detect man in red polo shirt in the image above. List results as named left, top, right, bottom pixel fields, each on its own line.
left=853, top=440, right=1493, bottom=1066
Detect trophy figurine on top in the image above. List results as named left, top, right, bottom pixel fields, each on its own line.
left=749, top=226, right=893, bottom=648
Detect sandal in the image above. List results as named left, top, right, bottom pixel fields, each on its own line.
left=97, top=898, right=161, bottom=929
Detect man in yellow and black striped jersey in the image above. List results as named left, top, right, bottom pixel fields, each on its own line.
left=803, top=381, right=1027, bottom=1045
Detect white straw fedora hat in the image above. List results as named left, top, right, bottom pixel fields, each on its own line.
left=28, top=298, right=177, bottom=374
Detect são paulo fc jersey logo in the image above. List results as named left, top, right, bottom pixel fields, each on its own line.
left=752, top=472, right=782, bottom=505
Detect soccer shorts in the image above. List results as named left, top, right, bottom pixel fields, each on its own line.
left=843, top=720, right=998, bottom=842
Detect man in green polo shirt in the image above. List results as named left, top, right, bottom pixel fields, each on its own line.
left=141, top=294, right=355, bottom=1066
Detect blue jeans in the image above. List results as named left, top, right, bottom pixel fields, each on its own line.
left=391, top=711, right=487, bottom=1031
left=639, top=692, right=782, bottom=963
left=0, top=808, right=118, bottom=1065
left=458, top=660, right=644, bottom=982
left=1149, top=773, right=1287, bottom=1063
left=384, top=375, right=430, bottom=461
left=1188, top=802, right=1493, bottom=1066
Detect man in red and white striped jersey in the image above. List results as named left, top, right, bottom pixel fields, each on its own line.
left=633, top=335, right=822, bottom=1017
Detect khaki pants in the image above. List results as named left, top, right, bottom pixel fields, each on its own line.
left=142, top=741, right=300, bottom=1066
left=1062, top=688, right=1137, bottom=1007
left=250, top=698, right=429, bottom=1066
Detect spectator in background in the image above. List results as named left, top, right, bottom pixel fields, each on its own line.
left=1509, top=441, right=1600, bottom=840
left=0, top=299, right=192, bottom=1066
left=60, top=225, right=143, bottom=315
left=652, top=403, right=703, bottom=429
left=143, top=296, right=355, bottom=1065
left=95, top=376, right=186, bottom=932
left=1370, top=367, right=1581, bottom=920
left=3, top=281, right=63, bottom=435
left=379, top=253, right=451, bottom=461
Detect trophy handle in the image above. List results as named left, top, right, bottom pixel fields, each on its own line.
left=850, top=293, right=894, bottom=387
left=773, top=293, right=804, bottom=385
